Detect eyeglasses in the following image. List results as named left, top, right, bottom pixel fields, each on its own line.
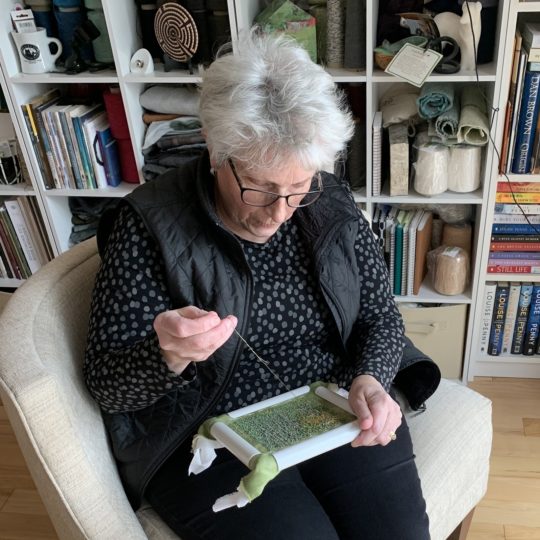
left=228, top=159, right=323, bottom=208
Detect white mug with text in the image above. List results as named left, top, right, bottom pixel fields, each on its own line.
left=11, top=27, right=62, bottom=74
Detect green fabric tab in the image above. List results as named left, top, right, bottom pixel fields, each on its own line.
left=239, top=454, right=280, bottom=501
left=197, top=414, right=233, bottom=439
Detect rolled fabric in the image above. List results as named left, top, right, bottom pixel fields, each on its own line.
left=326, top=0, right=345, bottom=68
left=457, top=86, right=489, bottom=146
left=448, top=144, right=482, bottom=192
left=139, top=85, right=200, bottom=115
left=417, top=82, right=455, bottom=119
left=344, top=0, right=366, bottom=70
left=427, top=246, right=469, bottom=296
left=309, top=5, right=327, bottom=64
left=435, top=93, right=460, bottom=141
left=414, top=144, right=449, bottom=196
left=379, top=83, right=420, bottom=128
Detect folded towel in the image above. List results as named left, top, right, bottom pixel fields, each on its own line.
left=457, top=86, right=489, bottom=146
left=417, top=82, right=454, bottom=119
left=139, top=85, right=200, bottom=115
left=435, top=93, right=460, bottom=141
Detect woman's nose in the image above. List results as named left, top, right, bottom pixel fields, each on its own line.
left=269, top=197, right=290, bottom=223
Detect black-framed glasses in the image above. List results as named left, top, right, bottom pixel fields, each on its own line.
left=228, top=158, right=323, bottom=208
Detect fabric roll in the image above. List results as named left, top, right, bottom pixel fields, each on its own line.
left=380, top=83, right=420, bottom=128
left=448, top=144, right=482, bottom=192
left=457, top=86, right=489, bottom=146
left=435, top=93, right=460, bottom=141
left=414, top=144, right=449, bottom=196
left=139, top=85, right=200, bottom=115
left=344, top=0, right=366, bottom=70
left=417, top=83, right=454, bottom=119
left=326, top=0, right=345, bottom=68
left=310, top=5, right=327, bottom=64
left=87, top=8, right=114, bottom=63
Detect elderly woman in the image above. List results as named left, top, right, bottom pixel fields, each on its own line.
left=84, top=33, right=437, bottom=540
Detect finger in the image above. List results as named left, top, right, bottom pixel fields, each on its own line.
left=350, top=397, right=373, bottom=430
left=175, top=315, right=238, bottom=360
left=351, top=400, right=389, bottom=447
left=164, top=309, right=222, bottom=338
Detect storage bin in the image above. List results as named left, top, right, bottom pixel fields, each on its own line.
left=398, top=304, right=468, bottom=379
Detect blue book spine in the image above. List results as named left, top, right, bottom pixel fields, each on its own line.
left=489, top=251, right=540, bottom=260
left=523, top=285, right=540, bottom=355
left=58, top=110, right=83, bottom=189
left=512, top=71, right=540, bottom=174
left=511, top=284, right=534, bottom=354
left=73, top=116, right=96, bottom=189
left=394, top=223, right=403, bottom=296
left=488, top=283, right=510, bottom=355
left=492, top=223, right=540, bottom=235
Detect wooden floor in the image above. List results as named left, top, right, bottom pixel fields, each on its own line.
left=0, top=377, right=538, bottom=540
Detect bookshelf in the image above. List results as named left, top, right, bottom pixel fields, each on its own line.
left=0, top=0, right=517, bottom=380
left=468, top=0, right=540, bottom=379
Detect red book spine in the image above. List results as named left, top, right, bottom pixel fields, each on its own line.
left=490, top=241, right=540, bottom=251
left=497, top=181, right=540, bottom=193
left=488, top=264, right=540, bottom=273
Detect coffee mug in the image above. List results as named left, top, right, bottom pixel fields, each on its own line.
left=11, top=27, right=62, bottom=74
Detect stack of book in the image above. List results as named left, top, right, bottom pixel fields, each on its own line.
left=372, top=205, right=433, bottom=296
left=500, top=23, right=540, bottom=174
left=481, top=281, right=540, bottom=356
left=22, top=88, right=122, bottom=190
left=0, top=196, right=53, bottom=280
left=488, top=182, right=540, bottom=274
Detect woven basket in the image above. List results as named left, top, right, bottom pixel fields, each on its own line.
left=374, top=51, right=394, bottom=70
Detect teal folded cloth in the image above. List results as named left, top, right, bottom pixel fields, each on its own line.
left=435, top=93, right=460, bottom=142
left=417, top=83, right=454, bottom=119
left=457, top=86, right=489, bottom=146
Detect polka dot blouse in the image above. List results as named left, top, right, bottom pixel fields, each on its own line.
left=84, top=204, right=404, bottom=414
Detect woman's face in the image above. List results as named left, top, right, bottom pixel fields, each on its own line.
left=214, top=157, right=317, bottom=243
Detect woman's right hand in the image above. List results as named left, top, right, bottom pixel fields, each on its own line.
left=153, top=306, right=238, bottom=374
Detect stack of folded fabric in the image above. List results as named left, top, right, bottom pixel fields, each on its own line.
left=68, top=197, right=117, bottom=245
left=139, top=85, right=207, bottom=180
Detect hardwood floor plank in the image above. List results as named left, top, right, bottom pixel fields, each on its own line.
left=504, top=524, right=540, bottom=540
left=0, top=513, right=57, bottom=540
left=523, top=419, right=540, bottom=438
left=2, top=490, right=48, bottom=516
left=467, top=521, right=505, bottom=540
left=0, top=489, right=11, bottom=512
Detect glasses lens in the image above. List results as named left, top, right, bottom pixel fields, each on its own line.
left=288, top=190, right=322, bottom=208
left=241, top=190, right=279, bottom=207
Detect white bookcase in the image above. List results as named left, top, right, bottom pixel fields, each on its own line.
left=467, top=0, right=540, bottom=380
left=0, top=0, right=521, bottom=380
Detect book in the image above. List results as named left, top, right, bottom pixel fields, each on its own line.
left=479, top=281, right=497, bottom=354
left=492, top=223, right=540, bottom=234
left=495, top=203, right=540, bottom=214
left=3, top=198, right=42, bottom=274
left=72, top=104, right=103, bottom=189
left=497, top=181, right=540, bottom=193
left=491, top=234, right=540, bottom=242
left=17, top=196, right=49, bottom=265
left=511, top=283, right=534, bottom=354
left=372, top=111, right=382, bottom=197
left=489, top=251, right=540, bottom=259
left=82, top=110, right=108, bottom=189
left=0, top=218, right=15, bottom=278
left=0, top=205, right=29, bottom=278
left=406, top=209, right=424, bottom=296
left=502, top=282, right=522, bottom=354
left=488, top=263, right=540, bottom=274
left=496, top=192, right=540, bottom=203
left=521, top=22, right=540, bottom=49
left=488, top=282, right=510, bottom=355
left=28, top=196, right=53, bottom=261
left=493, top=213, right=540, bottom=224
left=490, top=241, right=540, bottom=251
left=523, top=284, right=540, bottom=354
left=95, top=124, right=122, bottom=187
left=511, top=70, right=540, bottom=174
left=0, top=213, right=21, bottom=279
left=413, top=212, right=433, bottom=295
left=399, top=210, right=412, bottom=295
left=508, top=47, right=529, bottom=173
left=58, top=105, right=84, bottom=189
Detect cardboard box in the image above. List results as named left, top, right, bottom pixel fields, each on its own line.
left=398, top=304, right=468, bottom=379
left=255, top=0, right=317, bottom=63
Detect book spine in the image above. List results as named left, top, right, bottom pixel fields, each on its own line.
left=58, top=110, right=83, bottom=189
left=511, top=71, right=540, bottom=173
left=42, top=110, right=67, bottom=188
left=17, top=196, right=48, bottom=266
left=0, top=215, right=20, bottom=279
left=490, top=251, right=540, bottom=259
left=488, top=264, right=540, bottom=273
left=491, top=234, right=540, bottom=242
left=21, top=105, right=52, bottom=189
left=490, top=241, right=540, bottom=250
left=0, top=206, right=28, bottom=278
left=480, top=282, right=497, bottom=354
left=496, top=192, right=540, bottom=203
left=497, top=181, right=540, bottom=193
left=3, top=199, right=41, bottom=274
left=495, top=203, right=540, bottom=214
left=0, top=221, right=15, bottom=278
left=502, top=283, right=523, bottom=354
left=488, top=283, right=510, bottom=355
left=511, top=284, right=534, bottom=354
left=73, top=116, right=95, bottom=189
left=523, top=284, right=540, bottom=354
left=51, top=110, right=76, bottom=189
left=492, top=224, right=540, bottom=234
left=493, top=213, right=540, bottom=224
left=34, top=107, right=61, bottom=189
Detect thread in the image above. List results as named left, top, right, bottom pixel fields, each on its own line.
left=414, top=144, right=449, bottom=196
left=428, top=246, right=469, bottom=296
left=326, top=0, right=345, bottom=68
left=448, top=144, right=482, bottom=192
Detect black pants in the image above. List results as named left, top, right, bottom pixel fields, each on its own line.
left=146, top=418, right=430, bottom=540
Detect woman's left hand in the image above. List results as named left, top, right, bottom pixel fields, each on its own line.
left=348, top=374, right=403, bottom=447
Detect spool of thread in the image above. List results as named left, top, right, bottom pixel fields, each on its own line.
left=414, top=144, right=449, bottom=196
left=448, top=144, right=482, bottom=192
left=442, top=223, right=472, bottom=256
left=86, top=6, right=114, bottom=63
left=344, top=0, right=366, bottom=70
left=309, top=5, right=327, bottom=64
left=326, top=0, right=345, bottom=68
left=429, top=246, right=469, bottom=296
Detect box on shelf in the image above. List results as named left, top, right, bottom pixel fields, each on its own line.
left=398, top=304, right=468, bottom=379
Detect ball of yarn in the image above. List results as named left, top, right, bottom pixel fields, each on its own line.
left=427, top=246, right=469, bottom=296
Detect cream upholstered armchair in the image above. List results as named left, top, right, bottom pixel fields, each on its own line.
left=0, top=238, right=492, bottom=540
